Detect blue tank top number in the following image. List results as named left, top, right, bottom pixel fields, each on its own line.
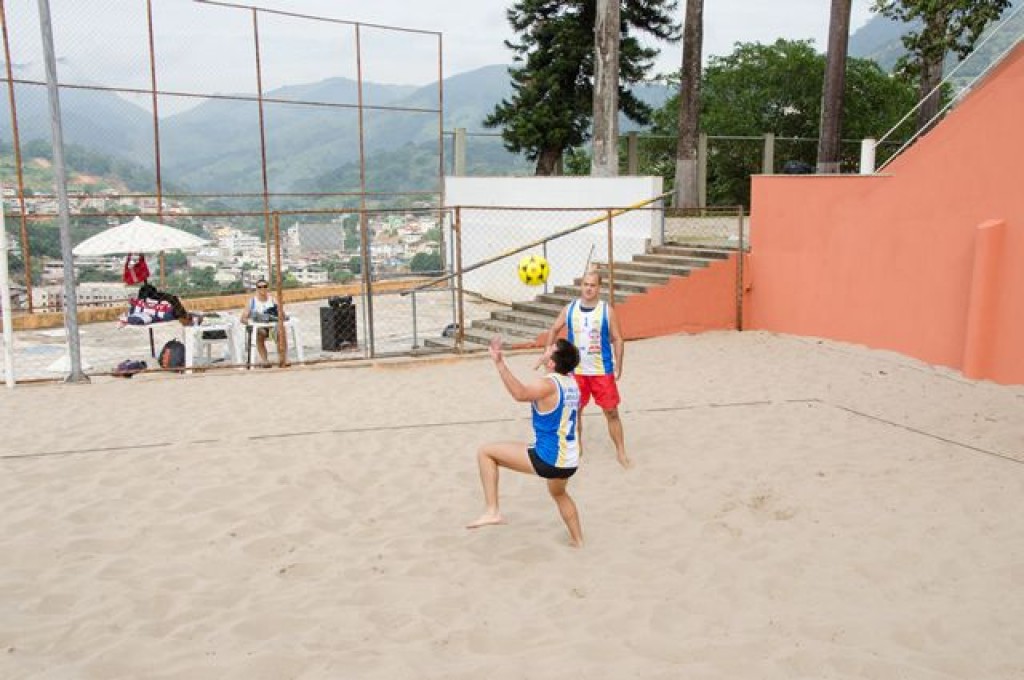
left=566, top=409, right=578, bottom=441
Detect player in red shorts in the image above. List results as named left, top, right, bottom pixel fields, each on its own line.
left=538, top=270, right=630, bottom=469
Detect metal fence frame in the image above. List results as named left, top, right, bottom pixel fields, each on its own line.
left=0, top=0, right=445, bottom=313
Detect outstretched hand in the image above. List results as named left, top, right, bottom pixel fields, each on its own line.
left=489, top=335, right=504, bottom=363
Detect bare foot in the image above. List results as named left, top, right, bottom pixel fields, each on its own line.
left=466, top=513, right=506, bottom=529
left=617, top=454, right=633, bottom=470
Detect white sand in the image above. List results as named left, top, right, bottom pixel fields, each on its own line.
left=1, top=331, right=1022, bottom=679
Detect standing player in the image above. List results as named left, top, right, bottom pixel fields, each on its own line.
left=467, top=336, right=585, bottom=548
left=538, top=270, right=630, bottom=469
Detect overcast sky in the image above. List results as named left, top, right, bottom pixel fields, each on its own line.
left=11, top=0, right=877, bottom=105
left=244, top=0, right=879, bottom=83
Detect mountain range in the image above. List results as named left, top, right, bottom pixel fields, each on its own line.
left=1, top=4, right=1018, bottom=199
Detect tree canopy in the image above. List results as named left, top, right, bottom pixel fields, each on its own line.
left=872, top=0, right=1012, bottom=127
left=650, top=39, right=919, bottom=206
left=485, top=0, right=680, bottom=175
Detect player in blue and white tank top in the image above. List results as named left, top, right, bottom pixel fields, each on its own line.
left=467, top=336, right=585, bottom=548
left=531, top=372, right=581, bottom=470
left=539, top=270, right=631, bottom=469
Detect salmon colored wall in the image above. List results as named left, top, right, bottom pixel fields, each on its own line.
left=615, top=256, right=740, bottom=338
left=746, top=43, right=1024, bottom=385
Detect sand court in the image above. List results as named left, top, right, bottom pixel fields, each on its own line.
left=1, top=331, right=1022, bottom=679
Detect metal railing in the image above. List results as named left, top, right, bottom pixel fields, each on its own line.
left=877, top=3, right=1024, bottom=171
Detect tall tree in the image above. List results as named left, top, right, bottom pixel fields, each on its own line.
left=817, top=0, right=853, bottom=173
left=872, top=0, right=1011, bottom=130
left=673, top=0, right=704, bottom=208
left=485, top=0, right=680, bottom=176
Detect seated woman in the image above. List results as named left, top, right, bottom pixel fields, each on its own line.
left=240, top=278, right=281, bottom=365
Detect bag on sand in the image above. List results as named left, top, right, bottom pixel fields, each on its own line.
left=113, top=359, right=147, bottom=378
left=158, top=339, right=186, bottom=370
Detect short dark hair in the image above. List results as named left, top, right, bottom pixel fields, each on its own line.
left=551, top=338, right=580, bottom=375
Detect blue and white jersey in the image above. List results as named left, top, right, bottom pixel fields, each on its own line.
left=531, top=373, right=581, bottom=469
left=566, top=300, right=614, bottom=376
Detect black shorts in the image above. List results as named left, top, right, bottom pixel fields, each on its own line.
left=528, top=447, right=577, bottom=479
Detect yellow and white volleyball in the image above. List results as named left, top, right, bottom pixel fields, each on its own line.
left=517, top=254, right=550, bottom=286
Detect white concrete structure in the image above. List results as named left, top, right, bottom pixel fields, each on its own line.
left=444, top=176, right=665, bottom=303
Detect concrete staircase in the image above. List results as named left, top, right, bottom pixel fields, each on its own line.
left=425, top=244, right=735, bottom=351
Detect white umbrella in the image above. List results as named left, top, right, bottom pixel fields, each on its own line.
left=72, top=216, right=208, bottom=256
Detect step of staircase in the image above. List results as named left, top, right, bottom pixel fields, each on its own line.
left=651, top=244, right=734, bottom=259
left=593, top=261, right=694, bottom=280
left=433, top=243, right=740, bottom=351
left=469, top=317, right=546, bottom=341
left=533, top=289, right=632, bottom=307
left=491, top=307, right=561, bottom=330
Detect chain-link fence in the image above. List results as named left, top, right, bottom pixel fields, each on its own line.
left=1, top=0, right=445, bottom=314
left=663, top=206, right=746, bottom=250
left=2, top=196, right=702, bottom=381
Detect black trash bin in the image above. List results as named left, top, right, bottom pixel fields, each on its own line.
left=320, top=298, right=357, bottom=351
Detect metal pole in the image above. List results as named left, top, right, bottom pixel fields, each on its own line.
left=1, top=196, right=15, bottom=387
left=252, top=9, right=273, bottom=281
left=605, top=208, right=615, bottom=303
left=272, top=212, right=287, bottom=366
left=37, top=0, right=87, bottom=383
left=762, top=132, right=775, bottom=174
left=626, top=132, right=639, bottom=175
left=145, top=0, right=167, bottom=286
left=437, top=32, right=445, bottom=206
left=1, top=0, right=35, bottom=312
left=542, top=241, right=549, bottom=295
left=697, top=132, right=708, bottom=209
left=410, top=290, right=419, bottom=349
left=454, top=206, right=464, bottom=352
left=736, top=205, right=745, bottom=331
left=453, top=128, right=467, bottom=176
left=355, top=24, right=375, bottom=357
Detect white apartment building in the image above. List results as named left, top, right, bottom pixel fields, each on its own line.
left=218, top=230, right=263, bottom=254
left=289, top=267, right=329, bottom=286
left=31, top=282, right=131, bottom=310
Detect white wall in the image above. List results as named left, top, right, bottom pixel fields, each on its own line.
left=444, top=176, right=664, bottom=303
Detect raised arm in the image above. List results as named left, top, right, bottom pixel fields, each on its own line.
left=492, top=336, right=555, bottom=404
left=535, top=304, right=568, bottom=369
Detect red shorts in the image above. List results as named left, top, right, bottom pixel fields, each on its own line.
left=574, top=374, right=620, bottom=410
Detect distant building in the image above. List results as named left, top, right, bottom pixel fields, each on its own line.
left=41, top=259, right=66, bottom=282
left=31, top=282, right=131, bottom=310
left=219, top=230, right=263, bottom=254
left=213, top=270, right=240, bottom=286
left=289, top=267, right=329, bottom=286
left=286, top=222, right=345, bottom=257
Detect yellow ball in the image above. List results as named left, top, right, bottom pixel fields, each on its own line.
left=517, top=254, right=550, bottom=286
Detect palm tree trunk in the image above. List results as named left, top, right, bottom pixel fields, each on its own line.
left=817, top=0, right=852, bottom=174
left=591, top=0, right=620, bottom=177
left=673, top=0, right=703, bottom=209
